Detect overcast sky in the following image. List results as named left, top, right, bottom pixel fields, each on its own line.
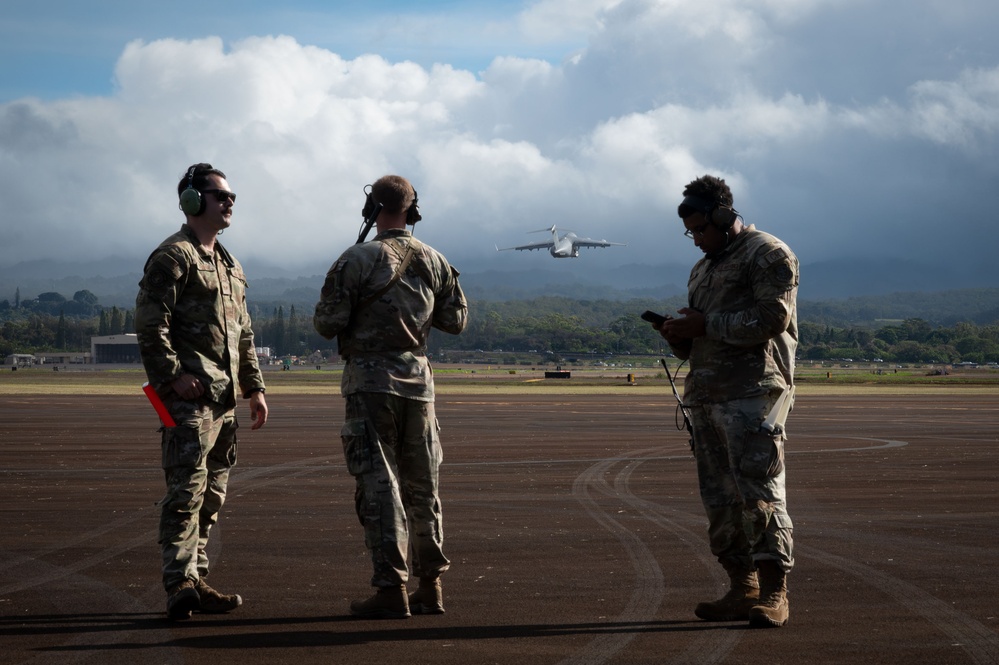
left=2, top=0, right=998, bottom=283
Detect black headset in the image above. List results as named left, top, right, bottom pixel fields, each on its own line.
left=407, top=189, right=422, bottom=225
left=678, top=195, right=739, bottom=231
left=179, top=165, right=205, bottom=216
left=362, top=186, right=422, bottom=225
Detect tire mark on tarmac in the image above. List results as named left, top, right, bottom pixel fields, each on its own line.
left=563, top=448, right=740, bottom=665
left=1, top=557, right=183, bottom=665
left=3, top=456, right=339, bottom=662
left=561, top=453, right=664, bottom=665
left=795, top=545, right=999, bottom=665
left=0, top=456, right=335, bottom=595
left=611, top=438, right=998, bottom=665
left=560, top=436, right=997, bottom=665
left=611, top=455, right=743, bottom=664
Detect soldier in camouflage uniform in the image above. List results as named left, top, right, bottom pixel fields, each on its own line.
left=135, top=163, right=268, bottom=620
left=655, top=175, right=798, bottom=628
left=313, top=175, right=467, bottom=619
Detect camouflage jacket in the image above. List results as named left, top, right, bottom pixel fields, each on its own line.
left=313, top=228, right=467, bottom=401
left=134, top=224, right=264, bottom=408
left=670, top=225, right=798, bottom=405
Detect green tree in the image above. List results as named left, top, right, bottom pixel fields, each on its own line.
left=273, top=306, right=286, bottom=356
left=56, top=312, right=68, bottom=350
left=109, top=307, right=124, bottom=335
left=99, top=310, right=110, bottom=336
left=288, top=305, right=301, bottom=355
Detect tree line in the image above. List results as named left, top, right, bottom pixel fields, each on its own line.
left=2, top=291, right=998, bottom=365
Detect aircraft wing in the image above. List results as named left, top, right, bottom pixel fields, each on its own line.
left=572, top=237, right=627, bottom=249
left=496, top=240, right=555, bottom=252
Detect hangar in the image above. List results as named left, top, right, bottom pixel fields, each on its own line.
left=90, top=334, right=141, bottom=364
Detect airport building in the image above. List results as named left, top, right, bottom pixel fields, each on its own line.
left=5, top=353, right=37, bottom=367
left=90, top=334, right=141, bottom=364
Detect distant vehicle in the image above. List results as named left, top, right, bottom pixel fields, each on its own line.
left=496, top=225, right=626, bottom=258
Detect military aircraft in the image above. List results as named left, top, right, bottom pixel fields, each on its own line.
left=497, top=225, right=626, bottom=258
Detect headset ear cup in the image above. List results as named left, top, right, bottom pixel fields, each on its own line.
left=711, top=205, right=737, bottom=230
left=179, top=187, right=204, bottom=216
left=407, top=189, right=422, bottom=224
left=362, top=192, right=374, bottom=219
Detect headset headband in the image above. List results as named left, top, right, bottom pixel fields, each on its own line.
left=678, top=195, right=717, bottom=217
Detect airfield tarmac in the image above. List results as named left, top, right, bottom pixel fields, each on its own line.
left=1, top=374, right=997, bottom=664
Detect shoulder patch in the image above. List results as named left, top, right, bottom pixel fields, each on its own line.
left=147, top=269, right=169, bottom=289
left=758, top=247, right=789, bottom=269
left=328, top=257, right=348, bottom=275
left=773, top=263, right=795, bottom=284
left=142, top=252, right=184, bottom=291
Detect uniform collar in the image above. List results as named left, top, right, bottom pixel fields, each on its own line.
left=374, top=228, right=412, bottom=241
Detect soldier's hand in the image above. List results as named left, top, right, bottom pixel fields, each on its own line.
left=662, top=308, right=706, bottom=340
left=249, top=392, right=268, bottom=430
left=171, top=373, right=205, bottom=400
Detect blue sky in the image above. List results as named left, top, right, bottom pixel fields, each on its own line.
left=2, top=0, right=999, bottom=290
left=0, top=1, right=565, bottom=101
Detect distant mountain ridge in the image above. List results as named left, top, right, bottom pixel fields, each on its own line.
left=1, top=256, right=997, bottom=328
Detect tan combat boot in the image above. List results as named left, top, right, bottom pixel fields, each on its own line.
left=166, top=579, right=200, bottom=620
left=748, top=560, right=789, bottom=628
left=195, top=577, right=243, bottom=613
left=694, top=566, right=759, bottom=621
left=350, top=585, right=411, bottom=619
left=408, top=577, right=445, bottom=615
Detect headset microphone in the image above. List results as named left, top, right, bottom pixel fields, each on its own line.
left=357, top=185, right=382, bottom=244
left=179, top=165, right=205, bottom=216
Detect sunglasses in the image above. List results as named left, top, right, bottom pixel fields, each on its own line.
left=203, top=188, right=236, bottom=204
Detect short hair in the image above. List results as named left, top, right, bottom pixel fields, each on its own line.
left=370, top=175, right=415, bottom=215
left=177, top=163, right=226, bottom=199
left=678, top=174, right=734, bottom=219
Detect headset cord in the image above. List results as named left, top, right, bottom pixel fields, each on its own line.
left=660, top=357, right=694, bottom=454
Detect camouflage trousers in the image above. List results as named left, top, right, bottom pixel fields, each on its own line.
left=689, top=395, right=794, bottom=573
left=341, top=392, right=449, bottom=588
left=159, top=398, right=238, bottom=591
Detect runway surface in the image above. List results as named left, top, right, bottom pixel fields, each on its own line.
left=1, top=389, right=997, bottom=664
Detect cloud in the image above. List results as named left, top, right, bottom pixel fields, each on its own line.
left=907, top=66, right=999, bottom=148
left=0, top=0, right=998, bottom=289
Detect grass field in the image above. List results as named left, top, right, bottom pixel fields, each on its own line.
left=1, top=363, right=997, bottom=396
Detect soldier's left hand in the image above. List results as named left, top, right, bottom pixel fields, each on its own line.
left=249, top=392, right=268, bottom=430
left=662, top=308, right=706, bottom=339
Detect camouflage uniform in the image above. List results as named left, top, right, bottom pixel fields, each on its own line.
left=669, top=225, right=798, bottom=573
left=135, top=224, right=264, bottom=591
left=314, top=228, right=467, bottom=588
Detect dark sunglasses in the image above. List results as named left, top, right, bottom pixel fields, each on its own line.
left=203, top=188, right=236, bottom=204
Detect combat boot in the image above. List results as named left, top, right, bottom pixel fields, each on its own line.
left=748, top=560, right=789, bottom=628
left=408, top=576, right=445, bottom=615
left=350, top=585, right=411, bottom=619
left=195, top=578, right=243, bottom=614
left=166, top=579, right=200, bottom=620
left=694, top=566, right=759, bottom=621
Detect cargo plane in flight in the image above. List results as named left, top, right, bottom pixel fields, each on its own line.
left=497, top=225, right=626, bottom=258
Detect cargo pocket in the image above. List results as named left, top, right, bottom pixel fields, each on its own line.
left=208, top=415, right=238, bottom=469
left=341, top=417, right=373, bottom=476
left=740, top=429, right=785, bottom=479
left=161, top=420, right=204, bottom=469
